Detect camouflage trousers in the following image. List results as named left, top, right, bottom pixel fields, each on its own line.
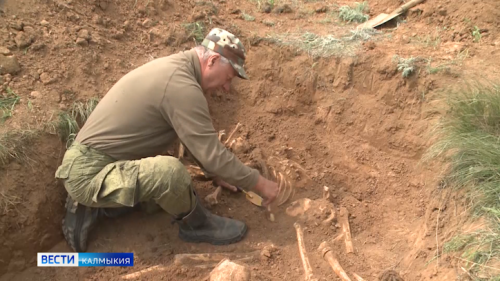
left=55, top=142, right=196, bottom=216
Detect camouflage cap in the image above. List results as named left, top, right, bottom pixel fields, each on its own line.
left=201, top=28, right=248, bottom=80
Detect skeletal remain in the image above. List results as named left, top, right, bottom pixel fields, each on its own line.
left=287, top=196, right=336, bottom=227
left=318, top=241, right=352, bottom=281
left=209, top=259, right=250, bottom=281
left=178, top=143, right=185, bottom=160
left=228, top=137, right=250, bottom=154
left=323, top=186, right=331, bottom=200
left=269, top=167, right=294, bottom=206
left=267, top=205, right=275, bottom=222
left=224, top=122, right=242, bottom=146
left=339, top=207, right=354, bottom=254
left=268, top=156, right=313, bottom=181
left=352, top=273, right=366, bottom=281
left=286, top=198, right=312, bottom=217
left=205, top=186, right=222, bottom=206
left=294, top=222, right=318, bottom=281
left=321, top=209, right=337, bottom=226
left=321, top=186, right=336, bottom=226
left=174, top=251, right=260, bottom=269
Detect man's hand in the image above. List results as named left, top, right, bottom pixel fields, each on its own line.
left=252, top=175, right=279, bottom=207
left=212, top=177, right=238, bottom=192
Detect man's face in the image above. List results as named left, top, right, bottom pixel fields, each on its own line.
left=203, top=54, right=237, bottom=93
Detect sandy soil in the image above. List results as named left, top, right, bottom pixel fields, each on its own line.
left=1, top=0, right=500, bottom=280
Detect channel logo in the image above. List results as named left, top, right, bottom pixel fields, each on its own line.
left=37, top=253, right=134, bottom=267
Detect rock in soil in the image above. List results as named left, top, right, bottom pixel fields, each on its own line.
left=30, top=91, right=42, bottom=98
left=274, top=4, right=293, bottom=14
left=76, top=37, right=89, bottom=46
left=142, top=18, right=153, bottom=28
left=40, top=72, right=56, bottom=84
left=315, top=6, right=328, bottom=13
left=379, top=270, right=404, bottom=281
left=210, top=259, right=250, bottom=281
left=0, top=55, right=21, bottom=75
left=0, top=47, right=12, bottom=55
left=15, top=32, right=33, bottom=49
left=40, top=20, right=50, bottom=26
left=10, top=21, right=24, bottom=31
left=78, top=29, right=91, bottom=40
left=261, top=3, right=272, bottom=13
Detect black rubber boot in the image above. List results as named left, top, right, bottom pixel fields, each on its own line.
left=176, top=195, right=247, bottom=245
left=62, top=194, right=99, bottom=252
left=62, top=194, right=142, bottom=252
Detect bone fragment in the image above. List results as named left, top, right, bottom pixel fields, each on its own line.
left=339, top=207, right=354, bottom=253
left=224, top=123, right=242, bottom=145
left=205, top=186, right=222, bottom=206
left=294, top=222, right=318, bottom=281
left=318, top=241, right=352, bottom=281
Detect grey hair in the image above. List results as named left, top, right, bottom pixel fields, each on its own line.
left=195, top=45, right=230, bottom=64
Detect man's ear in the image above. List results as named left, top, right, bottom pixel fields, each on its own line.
left=207, top=54, right=220, bottom=68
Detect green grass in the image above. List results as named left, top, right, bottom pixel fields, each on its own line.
left=183, top=21, right=206, bottom=44
left=0, top=129, right=38, bottom=166
left=269, top=29, right=378, bottom=58
left=0, top=87, right=20, bottom=123
left=55, top=98, right=99, bottom=147
left=0, top=98, right=99, bottom=168
left=270, top=32, right=344, bottom=58
left=345, top=28, right=380, bottom=41
left=472, top=26, right=482, bottom=43
left=242, top=12, right=255, bottom=21
left=338, top=1, right=369, bottom=23
left=424, top=82, right=500, bottom=279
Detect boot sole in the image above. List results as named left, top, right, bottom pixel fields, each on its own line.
left=179, top=224, right=248, bottom=245
left=62, top=196, right=94, bottom=252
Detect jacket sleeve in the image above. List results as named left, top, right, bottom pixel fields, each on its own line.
left=160, top=78, right=260, bottom=191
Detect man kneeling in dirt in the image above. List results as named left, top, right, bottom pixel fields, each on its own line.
left=55, top=28, right=279, bottom=252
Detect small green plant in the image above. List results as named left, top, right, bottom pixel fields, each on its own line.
left=472, top=26, right=481, bottom=43
left=183, top=21, right=205, bottom=43
left=338, top=1, right=369, bottom=23
left=0, top=87, right=20, bottom=123
left=262, top=19, right=275, bottom=27
left=318, top=17, right=332, bottom=24
left=393, top=55, right=417, bottom=78
left=27, top=99, right=33, bottom=111
left=242, top=12, right=255, bottom=21
left=194, top=1, right=218, bottom=15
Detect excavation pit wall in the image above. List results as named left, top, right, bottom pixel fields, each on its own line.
left=0, top=42, right=465, bottom=280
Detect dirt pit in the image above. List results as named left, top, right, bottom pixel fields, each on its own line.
left=1, top=0, right=499, bottom=280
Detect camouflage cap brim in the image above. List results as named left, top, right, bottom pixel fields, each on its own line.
left=229, top=60, right=249, bottom=80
